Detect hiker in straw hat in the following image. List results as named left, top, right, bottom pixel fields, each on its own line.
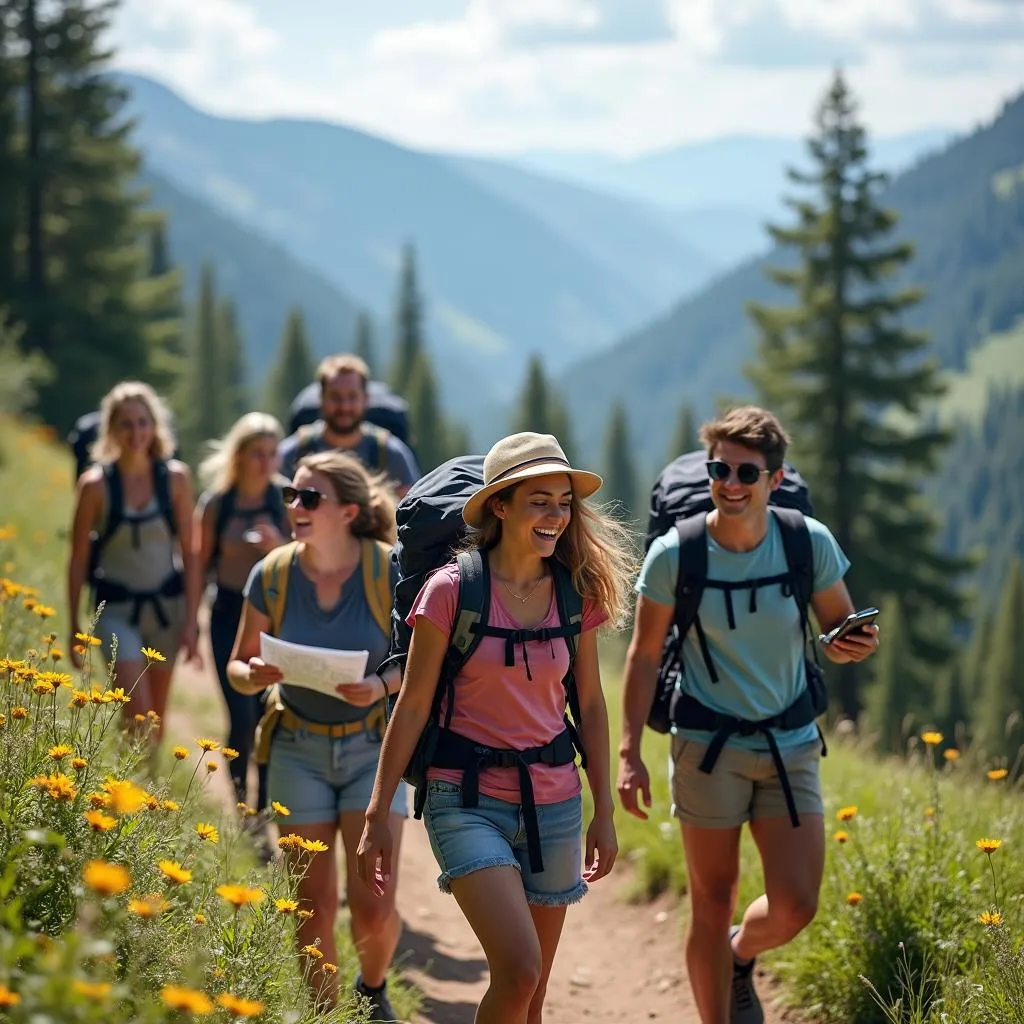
left=357, top=431, right=638, bottom=1023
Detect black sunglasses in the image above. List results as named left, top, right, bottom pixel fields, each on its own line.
left=706, top=460, right=771, bottom=486
left=282, top=486, right=332, bottom=511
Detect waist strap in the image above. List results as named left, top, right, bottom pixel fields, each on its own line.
left=431, top=726, right=578, bottom=873
left=672, top=685, right=824, bottom=828
left=93, top=570, right=184, bottom=629
left=279, top=701, right=386, bottom=740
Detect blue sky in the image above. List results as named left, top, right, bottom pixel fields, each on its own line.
left=110, top=0, right=1024, bottom=156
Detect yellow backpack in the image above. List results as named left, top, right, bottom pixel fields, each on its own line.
left=259, top=538, right=393, bottom=638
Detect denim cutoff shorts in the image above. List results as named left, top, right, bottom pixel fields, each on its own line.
left=268, top=725, right=408, bottom=825
left=423, top=780, right=587, bottom=907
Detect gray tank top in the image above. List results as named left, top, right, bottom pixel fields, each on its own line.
left=97, top=492, right=179, bottom=592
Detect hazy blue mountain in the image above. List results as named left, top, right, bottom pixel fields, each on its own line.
left=556, top=91, right=1024, bottom=469
left=119, top=73, right=716, bottom=424
left=139, top=167, right=362, bottom=387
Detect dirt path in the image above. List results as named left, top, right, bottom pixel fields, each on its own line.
left=167, top=656, right=789, bottom=1024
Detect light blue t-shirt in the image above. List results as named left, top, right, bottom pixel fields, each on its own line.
left=637, top=513, right=850, bottom=752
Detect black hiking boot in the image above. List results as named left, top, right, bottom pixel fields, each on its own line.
left=354, top=975, right=399, bottom=1023
left=729, top=925, right=764, bottom=1024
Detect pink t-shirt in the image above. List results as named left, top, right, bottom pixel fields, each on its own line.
left=407, top=562, right=608, bottom=805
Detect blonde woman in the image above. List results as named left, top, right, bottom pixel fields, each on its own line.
left=67, top=381, right=201, bottom=734
left=195, top=412, right=290, bottom=818
left=227, top=451, right=407, bottom=1017
left=357, top=432, right=636, bottom=1024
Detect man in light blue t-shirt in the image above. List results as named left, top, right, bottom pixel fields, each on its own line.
left=617, top=406, right=879, bottom=1024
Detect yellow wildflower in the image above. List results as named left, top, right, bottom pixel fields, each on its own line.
left=0, top=984, right=21, bottom=1007
left=277, top=834, right=302, bottom=850
left=71, top=757, right=88, bottom=771
left=193, top=913, right=207, bottom=925
left=943, top=749, right=960, bottom=762
left=158, top=860, right=192, bottom=885
left=987, top=768, right=1009, bottom=781
left=104, top=779, right=148, bottom=815
left=297, top=909, right=314, bottom=921
left=104, top=688, right=130, bottom=704
left=141, top=646, right=166, bottom=662
left=42, top=671, right=72, bottom=687
left=920, top=731, right=943, bottom=746
left=69, top=689, right=90, bottom=708
left=32, top=679, right=55, bottom=695
left=11, top=706, right=28, bottom=720
left=84, top=810, right=117, bottom=832
left=221, top=747, right=239, bottom=761
left=833, top=830, right=849, bottom=844
left=195, top=823, right=220, bottom=844
left=172, top=746, right=189, bottom=760
left=128, top=894, right=170, bottom=918
left=216, top=993, right=265, bottom=1018
left=30, top=772, right=77, bottom=801
left=302, top=945, right=324, bottom=959
left=321, top=962, right=338, bottom=975
left=300, top=838, right=329, bottom=854
left=50, top=648, right=63, bottom=662
left=846, top=892, right=863, bottom=906
left=161, top=799, right=181, bottom=812
left=33, top=604, right=56, bottom=618
left=216, top=884, right=265, bottom=909
left=160, top=985, right=213, bottom=1015
left=976, top=838, right=1002, bottom=855
left=196, top=737, right=220, bottom=752
left=271, top=801, right=291, bottom=817
left=72, top=980, right=112, bottom=999
left=75, top=632, right=102, bottom=646
left=275, top=898, right=299, bottom=914
left=134, top=713, right=146, bottom=724
left=836, top=806, right=858, bottom=822
left=82, top=860, right=130, bottom=895
left=205, top=761, right=218, bottom=773
left=48, top=744, right=74, bottom=761
left=87, top=791, right=111, bottom=808
left=979, top=911, right=1003, bottom=927
left=924, top=807, right=935, bottom=819
left=0, top=714, right=5, bottom=728
left=237, top=802, right=256, bottom=816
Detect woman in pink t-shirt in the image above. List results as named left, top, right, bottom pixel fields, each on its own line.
left=357, top=432, right=636, bottom=1023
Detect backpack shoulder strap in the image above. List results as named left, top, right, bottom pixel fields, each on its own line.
left=295, top=422, right=325, bottom=459
left=770, top=506, right=815, bottom=650
left=261, top=540, right=298, bottom=636
left=89, top=463, right=123, bottom=580
left=551, top=559, right=584, bottom=663
left=672, top=514, right=709, bottom=634
left=153, top=460, right=177, bottom=537
left=265, top=480, right=290, bottom=534
left=210, top=487, right=236, bottom=569
left=362, top=423, right=391, bottom=472
left=450, top=549, right=489, bottom=663
left=361, top=538, right=395, bottom=637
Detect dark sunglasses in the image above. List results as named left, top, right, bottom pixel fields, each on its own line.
left=282, top=486, right=332, bottom=511
left=706, top=460, right=771, bottom=486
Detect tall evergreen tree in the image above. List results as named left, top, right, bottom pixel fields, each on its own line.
left=511, top=355, right=578, bottom=462
left=264, top=307, right=315, bottom=424
left=935, top=658, right=969, bottom=749
left=178, top=264, right=221, bottom=462
left=142, top=218, right=185, bottom=391
left=866, top=595, right=913, bottom=752
left=667, top=403, right=698, bottom=462
left=602, top=401, right=639, bottom=523
left=389, top=243, right=424, bottom=397
left=745, top=71, right=968, bottom=718
left=217, top=297, right=248, bottom=426
left=406, top=351, right=449, bottom=473
left=353, top=311, right=377, bottom=378
left=3, top=0, right=179, bottom=431
left=977, top=558, right=1024, bottom=769
left=0, top=8, right=19, bottom=305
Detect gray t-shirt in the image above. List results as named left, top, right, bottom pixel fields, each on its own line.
left=244, top=548, right=398, bottom=725
left=278, top=422, right=420, bottom=487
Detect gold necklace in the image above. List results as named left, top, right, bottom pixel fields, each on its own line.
left=498, top=573, right=547, bottom=603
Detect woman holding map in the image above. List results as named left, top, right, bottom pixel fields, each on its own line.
left=227, top=450, right=406, bottom=1019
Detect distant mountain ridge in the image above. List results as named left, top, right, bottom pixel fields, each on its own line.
left=556, top=89, right=1024, bottom=467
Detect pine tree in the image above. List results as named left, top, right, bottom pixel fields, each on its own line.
left=142, top=219, right=185, bottom=392
left=510, top=355, right=577, bottom=461
left=962, top=605, right=994, bottom=705
left=389, top=243, right=424, bottom=397
left=745, top=71, right=969, bottom=719
left=178, top=264, right=221, bottom=462
left=602, top=402, right=639, bottom=523
left=406, top=351, right=449, bottom=473
left=353, top=311, right=377, bottom=378
left=4, top=0, right=179, bottom=432
left=264, top=307, right=316, bottom=424
left=977, top=559, right=1024, bottom=768
left=667, top=404, right=698, bottom=462
left=935, top=659, right=969, bottom=748
left=0, top=8, right=19, bottom=305
left=866, top=595, right=913, bottom=753
left=218, top=297, right=248, bottom=426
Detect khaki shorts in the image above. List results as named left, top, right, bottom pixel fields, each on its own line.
left=668, top=735, right=824, bottom=829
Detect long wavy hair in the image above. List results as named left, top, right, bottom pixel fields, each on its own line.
left=198, top=412, right=283, bottom=494
left=467, top=484, right=638, bottom=629
left=297, top=450, right=397, bottom=545
left=90, top=380, right=176, bottom=465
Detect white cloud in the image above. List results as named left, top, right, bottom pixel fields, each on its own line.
left=108, top=0, right=1024, bottom=156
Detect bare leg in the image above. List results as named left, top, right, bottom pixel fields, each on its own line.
left=450, top=865, right=544, bottom=1024
left=526, top=904, right=568, bottom=1024
left=680, top=824, right=743, bottom=1024
left=732, top=814, right=824, bottom=963
left=339, top=811, right=405, bottom=989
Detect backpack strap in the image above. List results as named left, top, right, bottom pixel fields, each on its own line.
left=88, top=463, right=123, bottom=584
left=672, top=514, right=716, bottom=681
left=362, top=423, right=391, bottom=473
left=295, top=422, right=325, bottom=461
left=210, top=487, right=237, bottom=571
left=551, top=558, right=586, bottom=768
left=361, top=538, right=395, bottom=638
left=769, top=507, right=817, bottom=663
left=260, top=540, right=298, bottom=636
left=152, top=460, right=177, bottom=539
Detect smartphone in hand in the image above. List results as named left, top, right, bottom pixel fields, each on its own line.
left=818, top=607, right=880, bottom=646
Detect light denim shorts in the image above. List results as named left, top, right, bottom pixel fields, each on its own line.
left=97, top=594, right=185, bottom=665
left=423, top=780, right=587, bottom=907
left=268, top=725, right=408, bottom=825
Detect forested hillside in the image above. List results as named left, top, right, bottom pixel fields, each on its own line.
left=559, top=91, right=1024, bottom=461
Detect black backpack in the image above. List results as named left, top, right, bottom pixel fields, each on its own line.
left=644, top=450, right=817, bottom=735
left=207, top=482, right=290, bottom=575
left=287, top=380, right=412, bottom=446
left=384, top=455, right=586, bottom=872
left=68, top=410, right=181, bottom=483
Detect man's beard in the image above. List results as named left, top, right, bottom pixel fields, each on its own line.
left=325, top=412, right=362, bottom=435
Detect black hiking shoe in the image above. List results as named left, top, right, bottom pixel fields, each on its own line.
left=354, top=975, right=399, bottom=1023
left=729, top=925, right=764, bottom=1024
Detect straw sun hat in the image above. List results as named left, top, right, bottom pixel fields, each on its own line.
left=462, top=432, right=603, bottom=529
